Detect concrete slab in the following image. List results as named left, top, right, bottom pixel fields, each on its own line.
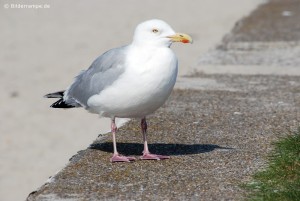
left=195, top=0, right=300, bottom=72
left=27, top=74, right=300, bottom=200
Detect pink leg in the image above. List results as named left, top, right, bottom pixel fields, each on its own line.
left=140, top=118, right=170, bottom=160
left=110, top=118, right=135, bottom=162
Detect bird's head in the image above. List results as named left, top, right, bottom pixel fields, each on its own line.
left=132, top=19, right=193, bottom=47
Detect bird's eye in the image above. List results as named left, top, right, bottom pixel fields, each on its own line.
left=152, top=28, right=159, bottom=33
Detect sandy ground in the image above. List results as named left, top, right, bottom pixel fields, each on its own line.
left=0, top=0, right=263, bottom=200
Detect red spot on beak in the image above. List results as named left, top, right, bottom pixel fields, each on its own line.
left=182, top=39, right=190, bottom=43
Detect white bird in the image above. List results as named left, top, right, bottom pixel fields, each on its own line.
left=45, top=19, right=192, bottom=162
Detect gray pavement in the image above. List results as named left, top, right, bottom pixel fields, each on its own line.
left=27, top=0, right=300, bottom=200
left=27, top=74, right=300, bottom=200
left=196, top=0, right=300, bottom=69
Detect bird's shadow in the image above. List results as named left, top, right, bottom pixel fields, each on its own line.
left=89, top=142, right=233, bottom=156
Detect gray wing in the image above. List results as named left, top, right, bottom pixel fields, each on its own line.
left=64, top=45, right=128, bottom=107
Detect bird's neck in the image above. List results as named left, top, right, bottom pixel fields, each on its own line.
left=128, top=44, right=169, bottom=62
left=131, top=40, right=172, bottom=49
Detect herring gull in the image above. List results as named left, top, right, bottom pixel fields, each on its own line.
left=45, top=19, right=192, bottom=162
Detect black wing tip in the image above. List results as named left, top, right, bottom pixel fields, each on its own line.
left=50, top=99, right=75, bottom=108
left=44, top=91, right=65, bottom=98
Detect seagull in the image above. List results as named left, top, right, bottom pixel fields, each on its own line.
left=45, top=19, right=192, bottom=162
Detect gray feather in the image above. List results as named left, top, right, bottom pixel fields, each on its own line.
left=64, top=46, right=128, bottom=107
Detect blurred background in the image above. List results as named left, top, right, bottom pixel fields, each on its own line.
left=0, top=0, right=263, bottom=200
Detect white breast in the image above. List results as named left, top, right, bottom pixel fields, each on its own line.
left=87, top=45, right=178, bottom=118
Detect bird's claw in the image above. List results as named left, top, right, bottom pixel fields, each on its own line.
left=140, top=153, right=170, bottom=160
left=110, top=154, right=136, bottom=163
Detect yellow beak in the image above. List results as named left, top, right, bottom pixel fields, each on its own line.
left=167, top=33, right=193, bottom=44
